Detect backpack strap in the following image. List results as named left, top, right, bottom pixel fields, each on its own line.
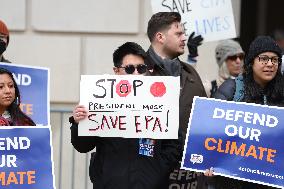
left=233, top=74, right=244, bottom=102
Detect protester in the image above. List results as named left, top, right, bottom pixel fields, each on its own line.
left=146, top=12, right=209, bottom=189
left=0, top=68, right=35, bottom=126
left=213, top=36, right=284, bottom=188
left=0, top=20, right=10, bottom=63
left=206, top=39, right=244, bottom=97
left=70, top=42, right=179, bottom=189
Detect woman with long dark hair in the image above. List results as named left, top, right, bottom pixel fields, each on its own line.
left=213, top=36, right=284, bottom=188
left=0, top=67, right=35, bottom=126
left=215, top=35, right=284, bottom=105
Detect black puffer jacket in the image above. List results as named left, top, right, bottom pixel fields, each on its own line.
left=70, top=116, right=180, bottom=189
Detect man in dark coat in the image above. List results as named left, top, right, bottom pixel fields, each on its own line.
left=70, top=42, right=181, bottom=189
left=146, top=12, right=208, bottom=189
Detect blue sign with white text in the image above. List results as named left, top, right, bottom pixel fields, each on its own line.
left=181, top=97, right=284, bottom=188
left=0, top=127, right=55, bottom=188
left=0, top=63, right=49, bottom=125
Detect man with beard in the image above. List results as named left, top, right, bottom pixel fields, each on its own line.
left=146, top=12, right=208, bottom=189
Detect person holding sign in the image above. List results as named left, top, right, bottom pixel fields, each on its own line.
left=0, top=20, right=10, bottom=63
left=146, top=12, right=208, bottom=189
left=0, top=68, right=35, bottom=126
left=70, top=42, right=180, bottom=189
left=213, top=36, right=284, bottom=188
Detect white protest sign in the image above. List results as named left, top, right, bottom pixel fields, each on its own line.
left=79, top=75, right=179, bottom=139
left=151, top=0, right=236, bottom=42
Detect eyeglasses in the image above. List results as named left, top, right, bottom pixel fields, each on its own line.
left=227, top=54, right=244, bottom=61
left=119, top=64, right=147, bottom=74
left=257, top=55, right=280, bottom=66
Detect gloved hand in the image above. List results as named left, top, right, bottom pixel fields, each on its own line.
left=187, top=32, right=204, bottom=58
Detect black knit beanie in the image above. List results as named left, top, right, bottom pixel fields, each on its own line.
left=245, top=36, right=282, bottom=65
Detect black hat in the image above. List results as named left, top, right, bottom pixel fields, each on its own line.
left=245, top=36, right=282, bottom=65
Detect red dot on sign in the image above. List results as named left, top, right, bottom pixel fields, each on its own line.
left=150, top=82, right=166, bottom=97
left=116, top=80, right=132, bottom=97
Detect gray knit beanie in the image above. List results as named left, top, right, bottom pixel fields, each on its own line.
left=215, top=40, right=244, bottom=67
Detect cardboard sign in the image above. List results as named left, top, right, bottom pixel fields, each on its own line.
left=182, top=97, right=284, bottom=188
left=0, top=127, right=55, bottom=189
left=79, top=75, right=180, bottom=139
left=151, top=0, right=236, bottom=42
left=0, top=63, right=50, bottom=126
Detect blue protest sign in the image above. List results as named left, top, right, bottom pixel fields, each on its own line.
left=0, top=127, right=55, bottom=188
left=181, top=97, right=284, bottom=188
left=0, top=63, right=49, bottom=125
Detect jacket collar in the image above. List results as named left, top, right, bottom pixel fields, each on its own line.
left=147, top=47, right=181, bottom=76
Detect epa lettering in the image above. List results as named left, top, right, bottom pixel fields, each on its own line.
left=135, top=116, right=163, bottom=133
left=13, top=73, right=31, bottom=86
left=195, top=16, right=230, bottom=35
left=161, top=0, right=192, bottom=14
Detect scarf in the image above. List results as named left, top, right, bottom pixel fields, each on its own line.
left=0, top=111, right=12, bottom=126
left=148, top=46, right=181, bottom=76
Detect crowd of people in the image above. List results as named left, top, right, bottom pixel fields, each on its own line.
left=68, top=12, right=284, bottom=189
left=1, top=10, right=284, bottom=189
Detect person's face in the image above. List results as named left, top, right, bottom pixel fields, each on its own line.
left=252, top=52, right=280, bottom=87
left=161, top=22, right=186, bottom=58
left=113, top=54, right=146, bottom=75
left=225, top=53, right=244, bottom=77
left=0, top=73, right=15, bottom=111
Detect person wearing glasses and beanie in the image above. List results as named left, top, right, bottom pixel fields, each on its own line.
left=212, top=36, right=284, bottom=188
left=0, top=20, right=10, bottom=63
left=205, top=39, right=244, bottom=98
left=70, top=42, right=181, bottom=189
left=146, top=12, right=208, bottom=189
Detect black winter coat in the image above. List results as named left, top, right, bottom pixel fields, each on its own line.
left=146, top=51, right=208, bottom=189
left=70, top=120, right=176, bottom=189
